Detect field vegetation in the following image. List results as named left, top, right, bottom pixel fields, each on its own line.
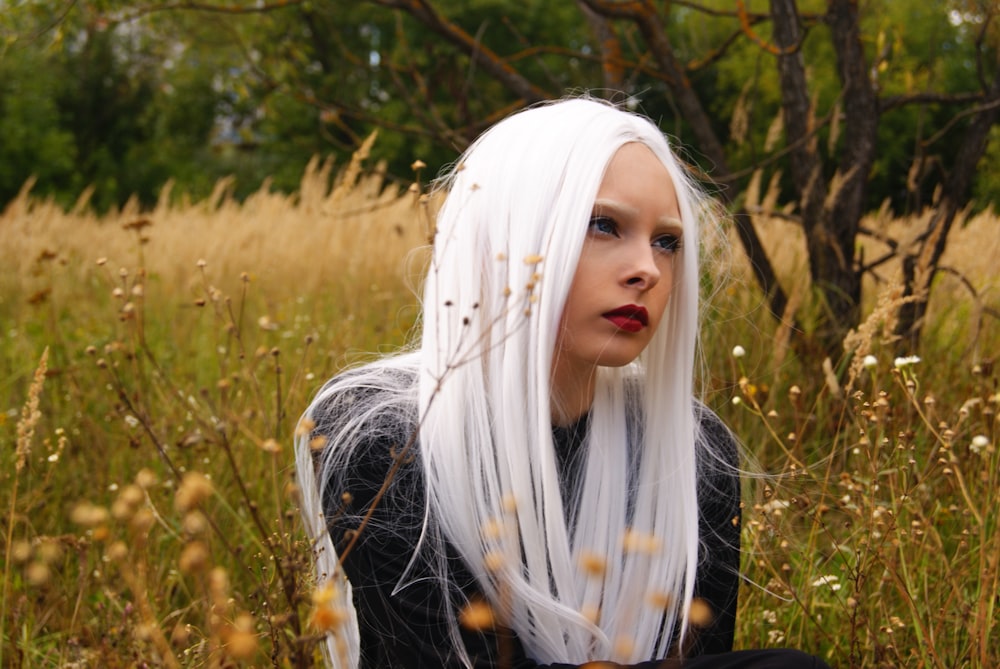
left=1, top=152, right=997, bottom=667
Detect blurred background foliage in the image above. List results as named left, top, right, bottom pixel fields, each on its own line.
left=2, top=0, right=999, bottom=357
left=1, top=0, right=997, bottom=211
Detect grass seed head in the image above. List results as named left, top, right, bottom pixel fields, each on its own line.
left=134, top=468, right=158, bottom=489
left=70, top=501, right=109, bottom=527
left=459, top=600, right=495, bottom=631
left=578, top=551, right=607, bottom=578
left=226, top=613, right=258, bottom=659
left=175, top=471, right=213, bottom=512
left=688, top=597, right=714, bottom=627
left=25, top=562, right=52, bottom=586
left=179, top=541, right=211, bottom=574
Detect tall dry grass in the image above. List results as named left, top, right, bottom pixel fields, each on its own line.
left=0, top=148, right=997, bottom=667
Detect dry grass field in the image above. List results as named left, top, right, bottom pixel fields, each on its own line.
left=1, top=151, right=997, bottom=667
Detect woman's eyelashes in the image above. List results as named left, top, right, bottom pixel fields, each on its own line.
left=588, top=215, right=682, bottom=253
left=652, top=233, right=682, bottom=253
left=588, top=215, right=618, bottom=237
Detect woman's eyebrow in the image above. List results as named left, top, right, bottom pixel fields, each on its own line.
left=657, top=216, right=684, bottom=232
left=593, top=199, right=683, bottom=229
left=591, top=198, right=637, bottom=217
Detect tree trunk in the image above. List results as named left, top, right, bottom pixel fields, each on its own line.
left=895, top=69, right=1000, bottom=351
left=771, top=0, right=876, bottom=359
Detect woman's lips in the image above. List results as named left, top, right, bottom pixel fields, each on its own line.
left=602, top=305, right=649, bottom=333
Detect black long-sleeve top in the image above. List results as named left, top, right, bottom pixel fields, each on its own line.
left=321, top=409, right=741, bottom=668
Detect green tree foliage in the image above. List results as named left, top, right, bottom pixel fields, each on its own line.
left=0, top=36, right=77, bottom=204
left=2, top=0, right=997, bottom=353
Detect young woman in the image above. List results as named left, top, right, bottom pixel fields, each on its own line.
left=296, top=98, right=830, bottom=668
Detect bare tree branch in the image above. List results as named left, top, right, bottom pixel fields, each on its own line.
left=367, top=0, right=550, bottom=104
left=879, top=91, right=985, bottom=113
left=577, top=0, right=626, bottom=91
left=107, top=0, right=304, bottom=24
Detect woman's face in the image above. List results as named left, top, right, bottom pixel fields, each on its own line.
left=554, top=142, right=682, bottom=376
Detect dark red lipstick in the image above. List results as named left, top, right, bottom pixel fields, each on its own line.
left=602, top=305, right=649, bottom=333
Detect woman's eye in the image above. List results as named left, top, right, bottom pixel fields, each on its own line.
left=588, top=216, right=618, bottom=236
left=653, top=234, right=681, bottom=253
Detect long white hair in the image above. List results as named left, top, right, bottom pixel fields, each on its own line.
left=297, top=97, right=710, bottom=667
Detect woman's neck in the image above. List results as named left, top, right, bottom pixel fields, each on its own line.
left=550, top=358, right=597, bottom=427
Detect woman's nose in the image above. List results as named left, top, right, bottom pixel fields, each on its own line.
left=623, top=243, right=661, bottom=290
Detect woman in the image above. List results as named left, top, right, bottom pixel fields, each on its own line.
left=296, top=98, right=830, bottom=668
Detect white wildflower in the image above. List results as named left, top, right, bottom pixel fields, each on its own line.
left=970, top=435, right=990, bottom=454
left=810, top=574, right=841, bottom=591
left=732, top=345, right=746, bottom=358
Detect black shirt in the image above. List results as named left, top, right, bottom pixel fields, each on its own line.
left=321, top=409, right=741, bottom=668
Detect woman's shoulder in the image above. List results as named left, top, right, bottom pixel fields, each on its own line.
left=694, top=401, right=739, bottom=470
left=307, top=358, right=420, bottom=440
left=306, top=358, right=423, bottom=507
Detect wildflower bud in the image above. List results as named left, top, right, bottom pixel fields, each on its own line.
left=483, top=551, right=505, bottom=572
left=622, top=529, right=660, bottom=554
left=105, top=541, right=129, bottom=562
left=411, top=159, right=427, bottom=170
left=688, top=598, right=714, bottom=627
left=111, top=497, right=135, bottom=522
left=862, top=355, right=878, bottom=369
left=459, top=601, right=495, bottom=631
left=179, top=541, right=211, bottom=574
left=36, top=541, right=64, bottom=566
left=732, top=345, right=746, bottom=358
left=171, top=622, right=191, bottom=646
left=11, top=540, right=31, bottom=564
left=183, top=510, right=209, bottom=537
left=70, top=502, right=110, bottom=527
left=295, top=418, right=316, bottom=437
left=646, top=591, right=673, bottom=610
left=226, top=613, right=257, bottom=659
left=581, top=604, right=601, bottom=624
left=310, top=583, right=347, bottom=631
left=130, top=508, right=156, bottom=534
left=614, top=636, right=635, bottom=657
left=134, top=468, right=158, bottom=489
left=501, top=494, right=517, bottom=513
left=175, top=472, right=213, bottom=512
left=25, top=562, right=52, bottom=586
left=118, top=484, right=144, bottom=508
left=208, top=567, right=229, bottom=602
